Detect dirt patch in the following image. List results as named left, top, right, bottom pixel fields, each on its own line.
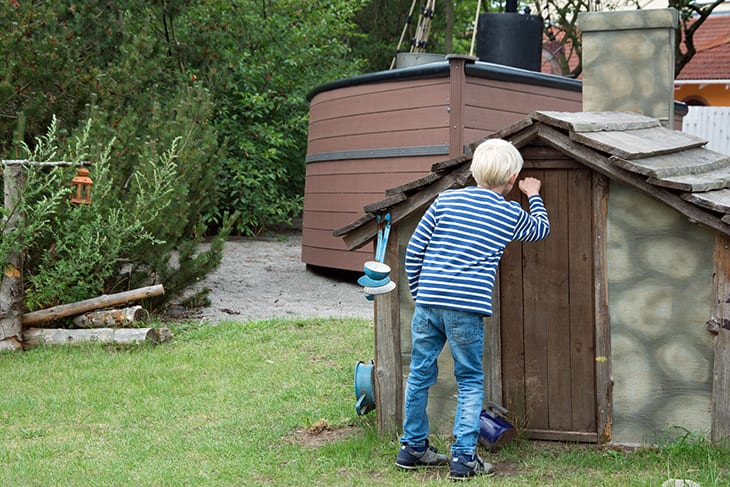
left=186, top=231, right=373, bottom=323
left=285, top=419, right=360, bottom=449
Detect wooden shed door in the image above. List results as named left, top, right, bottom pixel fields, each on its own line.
left=499, top=164, right=598, bottom=442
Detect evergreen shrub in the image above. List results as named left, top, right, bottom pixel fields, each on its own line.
left=2, top=87, right=236, bottom=314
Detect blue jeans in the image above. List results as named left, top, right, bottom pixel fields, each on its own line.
left=400, top=305, right=485, bottom=456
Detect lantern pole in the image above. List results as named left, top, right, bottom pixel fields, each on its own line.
left=0, top=163, right=25, bottom=351
left=0, top=160, right=91, bottom=351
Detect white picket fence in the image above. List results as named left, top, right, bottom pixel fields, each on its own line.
left=682, top=106, right=730, bottom=155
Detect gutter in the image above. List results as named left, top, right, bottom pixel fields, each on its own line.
left=674, top=79, right=730, bottom=85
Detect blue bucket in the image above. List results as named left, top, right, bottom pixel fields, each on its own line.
left=478, top=402, right=516, bottom=451
left=354, top=360, right=376, bottom=415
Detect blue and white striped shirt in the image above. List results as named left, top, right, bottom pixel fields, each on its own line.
left=405, top=186, right=550, bottom=316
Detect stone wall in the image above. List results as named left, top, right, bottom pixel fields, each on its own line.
left=580, top=8, right=678, bottom=126
left=608, top=182, right=714, bottom=443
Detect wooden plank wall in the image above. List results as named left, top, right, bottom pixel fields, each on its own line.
left=462, top=78, right=582, bottom=146
left=306, top=79, right=451, bottom=154
left=303, top=157, right=437, bottom=270
left=303, top=78, right=451, bottom=270
left=500, top=148, right=597, bottom=441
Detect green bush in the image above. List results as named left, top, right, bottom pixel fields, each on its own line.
left=185, top=1, right=366, bottom=235
left=4, top=92, right=235, bottom=313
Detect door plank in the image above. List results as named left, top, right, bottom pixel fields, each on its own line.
left=543, top=169, right=574, bottom=431
left=500, top=239, right=526, bottom=420
left=521, top=168, right=550, bottom=430
left=568, top=169, right=597, bottom=432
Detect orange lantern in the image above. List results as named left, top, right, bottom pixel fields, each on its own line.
left=70, top=167, right=93, bottom=204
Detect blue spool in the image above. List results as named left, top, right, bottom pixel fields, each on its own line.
left=478, top=402, right=516, bottom=451
left=357, top=274, right=390, bottom=287
left=354, top=360, right=376, bottom=415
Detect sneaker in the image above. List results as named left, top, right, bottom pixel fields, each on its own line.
left=448, top=453, right=496, bottom=481
left=395, top=440, right=449, bottom=470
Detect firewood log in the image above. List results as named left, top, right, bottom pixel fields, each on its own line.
left=22, top=327, right=172, bottom=349
left=71, top=305, right=149, bottom=328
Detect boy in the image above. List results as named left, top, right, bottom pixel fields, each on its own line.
left=395, top=138, right=550, bottom=480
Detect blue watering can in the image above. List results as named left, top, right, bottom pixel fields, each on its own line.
left=354, top=360, right=376, bottom=415
left=478, top=401, right=516, bottom=451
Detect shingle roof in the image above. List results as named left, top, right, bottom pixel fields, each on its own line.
left=334, top=111, right=730, bottom=250
left=678, top=14, right=730, bottom=80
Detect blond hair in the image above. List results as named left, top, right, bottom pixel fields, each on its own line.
left=470, top=138, right=523, bottom=188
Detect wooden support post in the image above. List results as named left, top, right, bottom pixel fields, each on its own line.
left=711, top=234, right=730, bottom=443
left=446, top=55, right=475, bottom=158
left=374, top=226, right=403, bottom=439
left=0, top=164, right=25, bottom=351
left=593, top=173, right=612, bottom=442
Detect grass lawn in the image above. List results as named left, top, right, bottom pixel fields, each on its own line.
left=1, top=317, right=728, bottom=486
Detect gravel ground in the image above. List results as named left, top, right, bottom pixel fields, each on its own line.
left=189, top=231, right=373, bottom=323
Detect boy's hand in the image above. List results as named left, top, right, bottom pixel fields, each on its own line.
left=518, top=177, right=542, bottom=197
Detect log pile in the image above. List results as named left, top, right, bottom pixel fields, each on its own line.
left=18, top=285, right=172, bottom=350
left=72, top=305, right=149, bottom=328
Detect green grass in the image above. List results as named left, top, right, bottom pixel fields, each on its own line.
left=1, top=317, right=728, bottom=486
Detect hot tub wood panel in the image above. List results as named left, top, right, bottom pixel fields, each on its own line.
left=305, top=128, right=449, bottom=156
left=303, top=61, right=583, bottom=271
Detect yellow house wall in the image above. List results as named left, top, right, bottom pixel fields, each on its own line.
left=675, top=83, right=730, bottom=106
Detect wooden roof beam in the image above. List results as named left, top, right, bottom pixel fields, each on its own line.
left=340, top=165, right=473, bottom=251
left=537, top=124, right=730, bottom=238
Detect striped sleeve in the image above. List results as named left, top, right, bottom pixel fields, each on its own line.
left=405, top=199, right=438, bottom=299
left=513, top=195, right=550, bottom=242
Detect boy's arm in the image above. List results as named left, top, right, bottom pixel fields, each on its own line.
left=405, top=202, right=437, bottom=299
left=514, top=177, right=550, bottom=242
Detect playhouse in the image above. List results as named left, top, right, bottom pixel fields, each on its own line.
left=336, top=108, right=730, bottom=445
left=333, top=9, right=730, bottom=445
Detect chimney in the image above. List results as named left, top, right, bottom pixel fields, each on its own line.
left=578, top=9, right=678, bottom=127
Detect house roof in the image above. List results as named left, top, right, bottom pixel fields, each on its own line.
left=333, top=111, right=730, bottom=250
left=677, top=13, right=730, bottom=80
left=539, top=14, right=730, bottom=81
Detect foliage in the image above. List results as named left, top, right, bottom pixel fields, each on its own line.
left=533, top=0, right=727, bottom=78
left=1, top=1, right=367, bottom=237
left=1, top=317, right=729, bottom=485
left=0, top=1, right=372, bottom=309
left=177, top=0, right=368, bottom=234
left=1, top=121, right=66, bottom=271
left=533, top=0, right=646, bottom=78
left=4, top=108, right=234, bottom=312
left=0, top=2, right=107, bottom=153
left=351, top=0, right=416, bottom=72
